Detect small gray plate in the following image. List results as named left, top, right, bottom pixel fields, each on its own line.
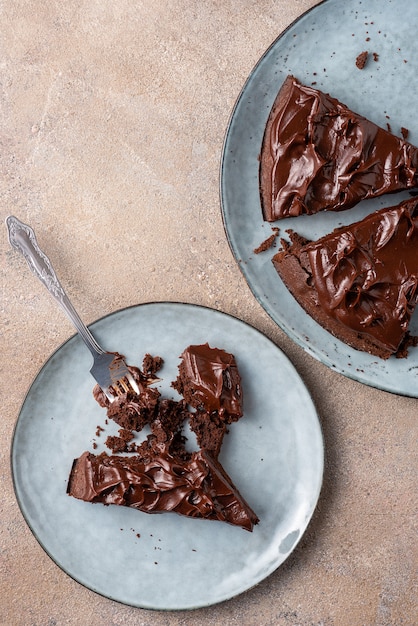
left=12, top=303, right=323, bottom=610
left=220, top=0, right=418, bottom=396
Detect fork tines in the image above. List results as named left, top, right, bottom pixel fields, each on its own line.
left=108, top=356, right=140, bottom=398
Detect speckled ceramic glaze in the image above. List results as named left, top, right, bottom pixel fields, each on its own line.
left=221, top=0, right=418, bottom=396
left=12, top=303, right=323, bottom=610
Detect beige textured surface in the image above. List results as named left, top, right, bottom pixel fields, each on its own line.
left=1, top=1, right=417, bottom=624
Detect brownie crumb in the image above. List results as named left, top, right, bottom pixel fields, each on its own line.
left=106, top=388, right=160, bottom=431
left=355, top=51, right=369, bottom=69
left=106, top=428, right=136, bottom=453
left=253, top=227, right=280, bottom=254
left=401, top=127, right=409, bottom=140
left=189, top=410, right=228, bottom=458
left=373, top=52, right=379, bottom=62
left=142, top=353, right=164, bottom=380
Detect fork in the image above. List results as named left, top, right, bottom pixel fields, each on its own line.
left=6, top=215, right=140, bottom=402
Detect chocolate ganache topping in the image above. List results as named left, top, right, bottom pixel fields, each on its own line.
left=259, top=75, right=418, bottom=221
left=67, top=449, right=258, bottom=531
left=303, top=199, right=418, bottom=352
left=172, top=343, right=243, bottom=420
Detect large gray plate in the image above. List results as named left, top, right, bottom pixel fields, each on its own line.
left=12, top=303, right=323, bottom=610
left=220, top=0, right=418, bottom=396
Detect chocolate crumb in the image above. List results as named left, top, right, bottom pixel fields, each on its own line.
left=355, top=51, right=369, bottom=69
left=401, top=127, right=409, bottom=140
left=253, top=227, right=280, bottom=254
left=106, top=428, right=137, bottom=453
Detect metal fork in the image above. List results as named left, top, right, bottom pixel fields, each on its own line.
left=6, top=215, right=140, bottom=402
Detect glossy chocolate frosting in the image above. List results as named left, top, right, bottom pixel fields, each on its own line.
left=172, top=343, right=243, bottom=420
left=260, top=75, right=418, bottom=221
left=303, top=198, right=418, bottom=352
left=291, top=197, right=418, bottom=355
left=68, top=448, right=259, bottom=531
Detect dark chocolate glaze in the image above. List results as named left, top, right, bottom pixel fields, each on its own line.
left=67, top=449, right=259, bottom=531
left=173, top=343, right=243, bottom=419
left=303, top=197, right=418, bottom=352
left=261, top=75, right=418, bottom=220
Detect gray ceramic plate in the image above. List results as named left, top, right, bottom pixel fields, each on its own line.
left=220, top=0, right=418, bottom=396
left=12, top=303, right=323, bottom=610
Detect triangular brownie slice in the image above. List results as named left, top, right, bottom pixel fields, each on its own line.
left=272, top=197, right=418, bottom=359
left=68, top=447, right=258, bottom=531
left=260, top=75, right=418, bottom=221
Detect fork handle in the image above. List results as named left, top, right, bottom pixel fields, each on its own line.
left=6, top=216, right=104, bottom=358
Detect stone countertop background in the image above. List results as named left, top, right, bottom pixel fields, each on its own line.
left=0, top=1, right=416, bottom=625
